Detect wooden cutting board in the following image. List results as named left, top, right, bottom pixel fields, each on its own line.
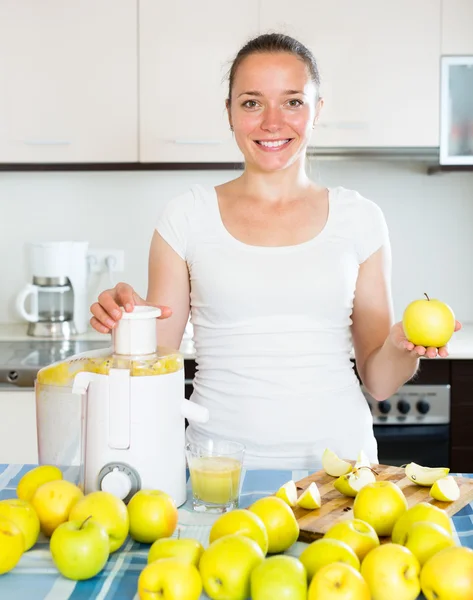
left=292, top=463, right=473, bottom=543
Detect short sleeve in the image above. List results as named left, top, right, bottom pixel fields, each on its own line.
left=355, top=197, right=391, bottom=264
left=155, top=189, right=196, bottom=261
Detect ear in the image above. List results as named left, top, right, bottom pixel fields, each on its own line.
left=226, top=98, right=233, bottom=131
left=313, top=97, right=324, bottom=127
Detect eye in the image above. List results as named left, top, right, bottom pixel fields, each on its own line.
left=242, top=100, right=259, bottom=109
left=287, top=99, right=304, bottom=107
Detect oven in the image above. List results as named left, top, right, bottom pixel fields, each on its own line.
left=362, top=385, right=451, bottom=468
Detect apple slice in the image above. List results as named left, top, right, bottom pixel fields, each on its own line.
left=355, top=450, right=371, bottom=470
left=430, top=476, right=460, bottom=502
left=322, top=448, right=352, bottom=477
left=297, top=482, right=321, bottom=509
left=405, top=462, right=450, bottom=487
left=275, top=480, right=298, bottom=507
left=334, top=468, right=376, bottom=497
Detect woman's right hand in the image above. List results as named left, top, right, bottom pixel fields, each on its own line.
left=90, top=282, right=172, bottom=334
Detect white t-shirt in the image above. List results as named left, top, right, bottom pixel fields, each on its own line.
left=156, top=184, right=390, bottom=469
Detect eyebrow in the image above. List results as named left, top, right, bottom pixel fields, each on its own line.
left=237, top=89, right=305, bottom=98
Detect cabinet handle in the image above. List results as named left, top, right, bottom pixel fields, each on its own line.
left=172, top=139, right=224, bottom=145
left=22, top=139, right=72, bottom=146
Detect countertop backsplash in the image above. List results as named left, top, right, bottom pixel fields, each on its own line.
left=1, top=159, right=472, bottom=324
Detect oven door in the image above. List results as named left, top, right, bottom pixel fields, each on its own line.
left=374, top=424, right=450, bottom=468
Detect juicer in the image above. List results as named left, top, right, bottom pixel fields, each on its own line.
left=35, top=306, right=209, bottom=506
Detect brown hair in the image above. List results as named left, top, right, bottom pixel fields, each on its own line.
left=227, top=33, right=321, bottom=102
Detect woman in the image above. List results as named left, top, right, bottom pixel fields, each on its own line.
left=90, top=33, right=460, bottom=469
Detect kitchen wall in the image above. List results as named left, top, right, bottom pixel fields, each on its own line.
left=1, top=160, right=472, bottom=324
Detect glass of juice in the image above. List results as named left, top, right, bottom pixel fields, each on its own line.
left=185, top=437, right=245, bottom=513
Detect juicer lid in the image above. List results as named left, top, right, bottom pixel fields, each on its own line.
left=113, top=305, right=161, bottom=355
left=120, top=306, right=162, bottom=320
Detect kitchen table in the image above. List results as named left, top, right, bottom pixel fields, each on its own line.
left=0, top=464, right=472, bottom=599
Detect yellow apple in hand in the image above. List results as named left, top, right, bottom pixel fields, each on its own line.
left=391, top=502, right=452, bottom=544
left=249, top=496, right=299, bottom=553
left=309, top=562, right=370, bottom=600
left=148, top=537, right=204, bottom=566
left=138, top=558, right=202, bottom=600
left=0, top=499, right=40, bottom=551
left=402, top=293, right=455, bottom=348
left=353, top=481, right=407, bottom=536
left=402, top=521, right=454, bottom=566
left=17, top=465, right=63, bottom=502
left=127, top=490, right=178, bottom=544
left=421, top=546, right=473, bottom=600
left=199, top=534, right=265, bottom=600
left=251, top=555, right=307, bottom=600
left=299, top=538, right=360, bottom=581
left=69, top=491, right=129, bottom=553
left=361, top=543, right=420, bottom=600
left=50, top=517, right=110, bottom=580
left=0, top=517, right=24, bottom=575
left=209, top=509, right=268, bottom=555
left=31, top=480, right=83, bottom=537
left=324, top=518, right=379, bottom=561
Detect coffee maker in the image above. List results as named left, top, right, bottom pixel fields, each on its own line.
left=16, top=241, right=89, bottom=338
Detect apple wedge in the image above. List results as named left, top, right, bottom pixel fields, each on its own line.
left=430, top=476, right=460, bottom=502
left=354, top=450, right=371, bottom=470
left=297, top=482, right=321, bottom=509
left=275, top=481, right=298, bottom=507
left=322, top=448, right=352, bottom=477
left=405, top=462, right=450, bottom=487
left=334, top=467, right=376, bottom=498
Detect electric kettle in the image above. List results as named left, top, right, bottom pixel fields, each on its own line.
left=35, top=306, right=209, bottom=507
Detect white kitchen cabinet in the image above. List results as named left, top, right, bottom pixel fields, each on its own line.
left=442, top=0, right=473, bottom=54
left=0, top=1, right=138, bottom=163
left=260, top=1, right=441, bottom=148
left=0, top=389, right=38, bottom=465
left=139, top=0, right=259, bottom=163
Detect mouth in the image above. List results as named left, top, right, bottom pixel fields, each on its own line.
left=254, top=138, right=294, bottom=152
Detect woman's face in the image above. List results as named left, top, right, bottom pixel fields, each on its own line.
left=227, top=52, right=321, bottom=172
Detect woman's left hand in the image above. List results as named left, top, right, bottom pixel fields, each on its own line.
left=389, top=320, right=462, bottom=358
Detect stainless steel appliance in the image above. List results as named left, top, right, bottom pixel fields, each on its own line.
left=363, top=385, right=451, bottom=467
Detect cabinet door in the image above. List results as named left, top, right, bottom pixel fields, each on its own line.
left=442, top=0, right=473, bottom=54
left=0, top=1, right=138, bottom=163
left=0, top=390, right=38, bottom=464
left=139, top=0, right=259, bottom=163
left=260, top=1, right=441, bottom=147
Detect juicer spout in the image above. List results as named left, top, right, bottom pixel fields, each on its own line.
left=180, top=399, right=209, bottom=424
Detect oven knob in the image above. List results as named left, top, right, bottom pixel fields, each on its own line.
left=416, top=399, right=430, bottom=415
left=397, top=400, right=410, bottom=415
left=378, top=401, right=391, bottom=414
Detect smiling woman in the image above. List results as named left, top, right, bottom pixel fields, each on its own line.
left=90, top=33, right=461, bottom=470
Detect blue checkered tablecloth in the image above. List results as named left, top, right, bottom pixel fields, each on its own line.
left=0, top=465, right=472, bottom=599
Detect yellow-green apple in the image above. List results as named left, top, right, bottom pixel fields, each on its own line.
left=0, top=517, right=24, bottom=575
left=391, top=502, right=452, bottom=544
left=31, top=480, right=83, bottom=537
left=0, top=498, right=40, bottom=551
left=324, top=518, right=379, bottom=561
left=275, top=480, right=298, bottom=507
left=421, top=546, right=473, bottom=600
left=308, top=562, right=370, bottom=600
left=127, top=489, right=178, bottom=544
left=147, top=537, right=204, bottom=567
left=405, top=462, right=450, bottom=486
left=249, top=496, right=299, bottom=553
left=251, top=555, right=307, bottom=600
left=361, top=543, right=420, bottom=600
left=322, top=448, right=352, bottom=477
left=50, top=517, right=109, bottom=580
left=353, top=481, right=407, bottom=536
left=69, top=491, right=129, bottom=553
left=17, top=465, right=63, bottom=502
left=209, top=509, right=268, bottom=554
left=299, top=538, right=360, bottom=581
left=199, top=534, right=265, bottom=600
left=402, top=521, right=454, bottom=566
left=402, top=294, right=455, bottom=348
left=138, top=558, right=202, bottom=600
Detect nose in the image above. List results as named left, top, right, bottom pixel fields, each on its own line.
left=261, top=106, right=284, bottom=133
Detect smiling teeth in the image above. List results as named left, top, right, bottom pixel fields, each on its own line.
left=259, top=139, right=290, bottom=147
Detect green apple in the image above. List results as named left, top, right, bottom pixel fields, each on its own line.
left=249, top=496, right=299, bottom=553
left=50, top=517, right=110, bottom=580
left=402, top=294, right=455, bottom=348
left=353, top=481, right=407, bottom=536
left=308, top=562, right=370, bottom=600
left=334, top=467, right=376, bottom=497
left=199, top=534, right=265, bottom=600
left=296, top=482, right=321, bottom=509
left=17, top=465, right=63, bottom=503
left=69, top=491, right=129, bottom=553
left=299, top=538, right=360, bottom=581
left=138, top=557, right=202, bottom=600
left=391, top=502, right=452, bottom=545
left=209, top=508, right=268, bottom=554
left=0, top=499, right=40, bottom=551
left=128, top=489, right=178, bottom=544
left=275, top=480, right=298, bottom=507
left=402, top=521, right=454, bottom=566
left=322, top=448, right=352, bottom=477
left=148, top=537, right=204, bottom=567
left=324, top=518, right=379, bottom=561
left=361, top=543, right=420, bottom=600
left=430, top=475, right=460, bottom=501
left=405, top=462, right=450, bottom=486
left=251, top=555, right=307, bottom=600
left=0, top=516, right=24, bottom=575
left=421, top=546, right=473, bottom=600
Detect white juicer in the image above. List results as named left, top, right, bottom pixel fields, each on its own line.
left=36, top=306, right=209, bottom=507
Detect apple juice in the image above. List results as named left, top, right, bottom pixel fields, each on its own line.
left=189, top=457, right=242, bottom=504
